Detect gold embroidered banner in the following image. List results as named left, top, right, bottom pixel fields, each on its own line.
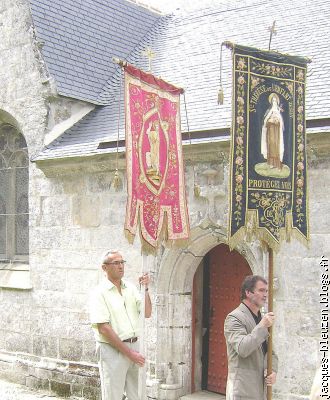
left=124, top=64, right=189, bottom=251
left=228, top=44, right=310, bottom=251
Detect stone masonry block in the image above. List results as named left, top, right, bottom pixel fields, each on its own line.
left=310, top=200, right=330, bottom=233
left=31, top=308, right=64, bottom=336
left=37, top=249, right=98, bottom=270
left=0, top=303, right=30, bottom=332
left=32, top=270, right=66, bottom=291
left=67, top=269, right=98, bottom=294
left=30, top=227, right=63, bottom=250
left=171, top=327, right=191, bottom=364
left=59, top=338, right=83, bottom=362
left=71, top=383, right=83, bottom=398
left=33, top=335, right=58, bottom=358
left=171, top=294, right=192, bottom=327
left=82, top=340, right=97, bottom=363
left=64, top=318, right=93, bottom=342
left=62, top=176, right=87, bottom=195
left=83, top=384, right=101, bottom=400
left=59, top=227, right=92, bottom=251
left=87, top=172, right=113, bottom=193
left=40, top=196, right=71, bottom=227
left=0, top=364, right=26, bottom=386
left=26, top=375, right=50, bottom=391
left=6, top=332, right=31, bottom=353
left=50, top=380, right=71, bottom=397
left=99, top=198, right=127, bottom=226
left=72, top=195, right=101, bottom=227
left=33, top=367, right=54, bottom=381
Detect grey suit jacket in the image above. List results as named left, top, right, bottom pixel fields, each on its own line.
left=224, top=303, right=278, bottom=400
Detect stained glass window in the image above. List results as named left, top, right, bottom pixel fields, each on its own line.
left=0, top=123, right=29, bottom=262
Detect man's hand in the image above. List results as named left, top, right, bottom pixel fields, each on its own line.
left=128, top=349, right=145, bottom=367
left=139, top=273, right=150, bottom=288
left=139, top=273, right=152, bottom=318
left=260, top=312, right=275, bottom=328
left=264, top=371, right=277, bottom=386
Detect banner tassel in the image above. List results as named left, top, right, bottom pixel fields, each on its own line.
left=112, top=169, right=121, bottom=191
left=218, top=42, right=225, bottom=105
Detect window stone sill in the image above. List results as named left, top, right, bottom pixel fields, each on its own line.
left=0, top=263, right=32, bottom=290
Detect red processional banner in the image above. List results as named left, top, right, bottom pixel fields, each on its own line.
left=124, top=64, right=190, bottom=250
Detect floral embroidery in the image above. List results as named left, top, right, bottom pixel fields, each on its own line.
left=296, top=68, right=305, bottom=82
left=251, top=59, right=293, bottom=79
left=251, top=76, right=264, bottom=90
left=237, top=57, right=247, bottom=71
left=233, top=63, right=247, bottom=227
left=251, top=192, right=291, bottom=240
left=284, top=81, right=294, bottom=94
left=295, top=78, right=306, bottom=228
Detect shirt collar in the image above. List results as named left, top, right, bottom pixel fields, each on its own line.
left=242, top=301, right=261, bottom=319
left=102, top=278, right=127, bottom=290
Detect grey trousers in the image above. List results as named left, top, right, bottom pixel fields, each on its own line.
left=97, top=341, right=139, bottom=400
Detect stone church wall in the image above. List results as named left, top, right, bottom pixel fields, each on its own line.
left=1, top=141, right=327, bottom=400
left=0, top=0, right=104, bottom=397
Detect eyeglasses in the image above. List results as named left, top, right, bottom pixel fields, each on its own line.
left=104, top=260, right=126, bottom=266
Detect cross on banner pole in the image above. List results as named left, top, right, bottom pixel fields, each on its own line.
left=142, top=47, right=155, bottom=72
left=268, top=21, right=277, bottom=50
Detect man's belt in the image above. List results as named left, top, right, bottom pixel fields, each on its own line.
left=123, top=337, right=138, bottom=343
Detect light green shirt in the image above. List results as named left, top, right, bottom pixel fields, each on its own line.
left=89, top=278, right=141, bottom=343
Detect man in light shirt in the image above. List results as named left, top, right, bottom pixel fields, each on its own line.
left=89, top=250, right=152, bottom=400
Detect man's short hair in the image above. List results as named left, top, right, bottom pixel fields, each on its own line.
left=241, top=275, right=267, bottom=300
left=101, top=250, right=120, bottom=265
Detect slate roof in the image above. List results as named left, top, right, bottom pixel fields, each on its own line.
left=29, top=0, right=161, bottom=104
left=32, top=0, right=330, bottom=161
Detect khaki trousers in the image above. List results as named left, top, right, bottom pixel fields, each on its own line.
left=97, top=341, right=139, bottom=400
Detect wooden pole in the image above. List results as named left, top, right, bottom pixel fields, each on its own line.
left=267, top=246, right=274, bottom=400
left=138, top=253, right=147, bottom=400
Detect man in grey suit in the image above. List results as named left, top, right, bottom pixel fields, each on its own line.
left=224, top=275, right=278, bottom=400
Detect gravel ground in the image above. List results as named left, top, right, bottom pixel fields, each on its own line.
left=0, top=379, right=83, bottom=400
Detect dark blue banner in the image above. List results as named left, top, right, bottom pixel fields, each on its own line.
left=229, top=44, right=309, bottom=250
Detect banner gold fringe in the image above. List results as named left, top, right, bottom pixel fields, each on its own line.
left=229, top=210, right=309, bottom=252
left=124, top=212, right=190, bottom=256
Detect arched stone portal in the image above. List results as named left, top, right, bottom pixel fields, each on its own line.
left=150, top=225, right=266, bottom=399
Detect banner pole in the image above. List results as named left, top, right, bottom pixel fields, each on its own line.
left=267, top=245, right=274, bottom=400
left=138, top=253, right=147, bottom=400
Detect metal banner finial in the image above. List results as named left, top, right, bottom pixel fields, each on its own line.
left=142, top=46, right=155, bottom=72
left=268, top=20, right=277, bottom=50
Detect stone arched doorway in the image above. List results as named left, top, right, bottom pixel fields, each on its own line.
left=192, top=243, right=252, bottom=394
left=153, top=225, right=264, bottom=399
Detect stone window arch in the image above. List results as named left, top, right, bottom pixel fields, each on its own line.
left=0, top=123, right=29, bottom=262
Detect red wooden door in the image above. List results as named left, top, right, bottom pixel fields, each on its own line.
left=207, top=244, right=252, bottom=394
